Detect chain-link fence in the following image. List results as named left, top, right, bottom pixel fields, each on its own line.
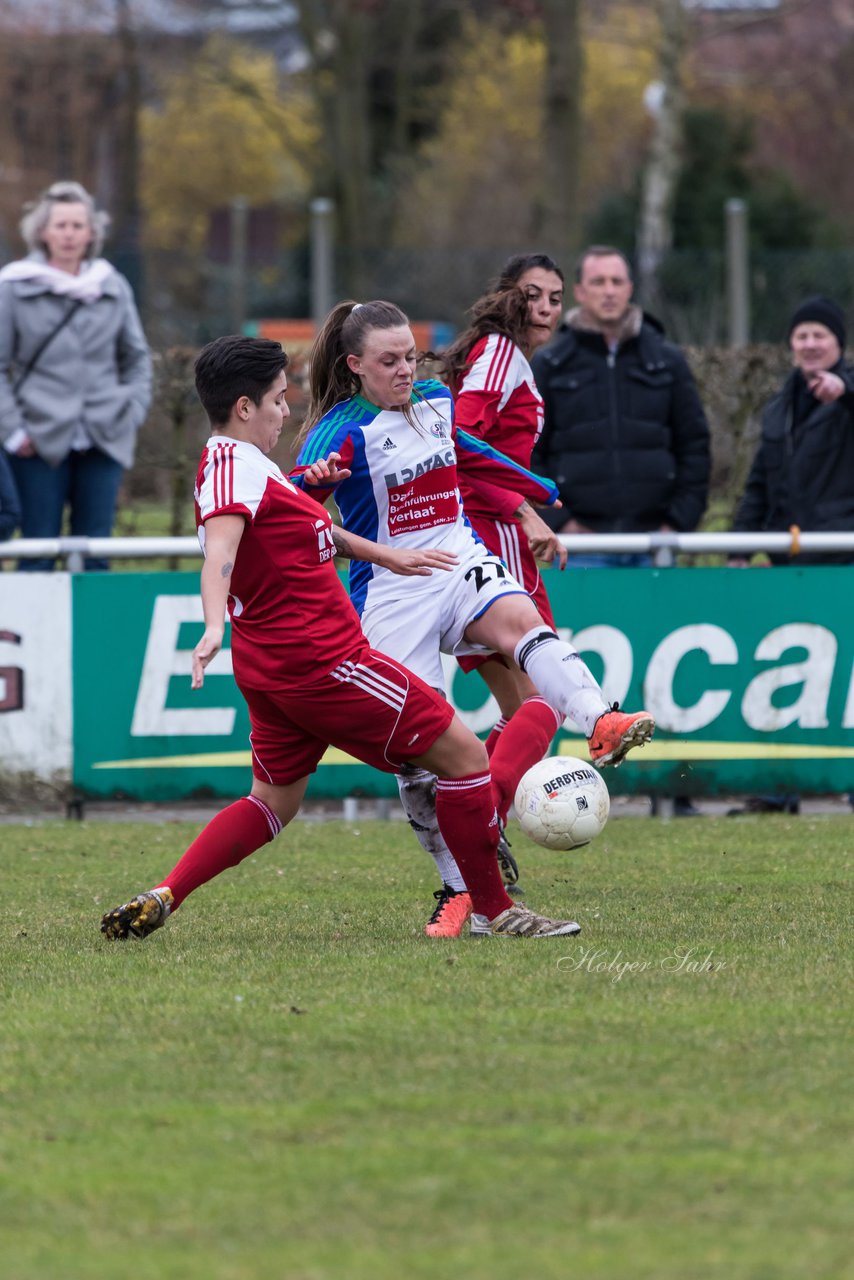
left=119, top=244, right=852, bottom=542
left=141, top=245, right=854, bottom=349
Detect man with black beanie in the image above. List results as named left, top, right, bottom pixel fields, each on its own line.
left=729, top=294, right=853, bottom=815
left=732, top=294, right=854, bottom=566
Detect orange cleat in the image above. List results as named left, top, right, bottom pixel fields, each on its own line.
left=588, top=704, right=655, bottom=768
left=424, top=886, right=472, bottom=938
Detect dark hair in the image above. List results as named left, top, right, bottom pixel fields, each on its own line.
left=440, top=252, right=564, bottom=390
left=302, top=299, right=410, bottom=435
left=194, top=335, right=289, bottom=427
left=575, top=245, right=633, bottom=283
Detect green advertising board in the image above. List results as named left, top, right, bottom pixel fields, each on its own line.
left=72, top=567, right=854, bottom=801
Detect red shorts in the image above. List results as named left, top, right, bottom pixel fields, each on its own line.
left=458, top=515, right=555, bottom=673
left=241, top=646, right=454, bottom=786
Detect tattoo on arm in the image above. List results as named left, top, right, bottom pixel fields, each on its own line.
left=220, top=560, right=233, bottom=579
left=331, top=529, right=353, bottom=559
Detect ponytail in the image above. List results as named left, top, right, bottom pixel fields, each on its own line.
left=300, top=298, right=411, bottom=439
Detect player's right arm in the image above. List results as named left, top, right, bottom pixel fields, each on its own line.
left=192, top=513, right=246, bottom=689
left=291, top=427, right=356, bottom=502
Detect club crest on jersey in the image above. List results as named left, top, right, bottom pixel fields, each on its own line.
left=315, top=519, right=336, bottom=562
left=430, top=421, right=447, bottom=439
left=384, top=447, right=454, bottom=489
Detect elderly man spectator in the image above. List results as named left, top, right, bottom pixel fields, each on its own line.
left=728, top=294, right=853, bottom=816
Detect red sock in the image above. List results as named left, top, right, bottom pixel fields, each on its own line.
left=435, top=772, right=513, bottom=920
left=484, top=717, right=508, bottom=758
left=490, top=697, right=563, bottom=822
left=156, top=796, right=282, bottom=910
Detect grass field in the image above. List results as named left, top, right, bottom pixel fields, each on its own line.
left=1, top=812, right=851, bottom=1280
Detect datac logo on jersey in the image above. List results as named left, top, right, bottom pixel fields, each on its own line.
left=383, top=447, right=454, bottom=489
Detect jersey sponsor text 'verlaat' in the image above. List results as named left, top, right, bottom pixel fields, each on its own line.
left=294, top=379, right=558, bottom=617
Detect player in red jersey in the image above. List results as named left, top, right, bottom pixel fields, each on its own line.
left=440, top=254, right=575, bottom=886
left=100, top=335, right=583, bottom=941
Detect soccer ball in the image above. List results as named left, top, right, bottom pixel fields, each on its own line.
left=514, top=756, right=610, bottom=850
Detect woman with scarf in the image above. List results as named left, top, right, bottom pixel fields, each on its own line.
left=0, top=181, right=152, bottom=570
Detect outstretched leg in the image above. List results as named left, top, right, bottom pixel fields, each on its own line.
left=466, top=599, right=654, bottom=767
left=100, top=779, right=307, bottom=939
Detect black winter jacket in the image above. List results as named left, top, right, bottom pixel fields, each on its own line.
left=531, top=312, right=710, bottom=533
left=733, top=358, right=854, bottom=564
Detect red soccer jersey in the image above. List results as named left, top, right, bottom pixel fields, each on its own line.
left=452, top=333, right=545, bottom=523
left=194, top=436, right=366, bottom=688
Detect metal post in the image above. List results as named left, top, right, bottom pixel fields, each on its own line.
left=310, top=197, right=335, bottom=325
left=725, top=198, right=749, bottom=347
left=230, top=195, right=249, bottom=334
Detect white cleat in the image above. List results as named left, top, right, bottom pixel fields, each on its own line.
left=470, top=904, right=581, bottom=938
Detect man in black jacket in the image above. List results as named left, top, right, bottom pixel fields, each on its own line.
left=532, top=246, right=711, bottom=815
left=732, top=295, right=854, bottom=565
left=532, top=245, right=710, bottom=561
left=729, top=295, right=854, bottom=816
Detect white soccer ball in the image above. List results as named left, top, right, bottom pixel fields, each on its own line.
left=514, top=756, right=610, bottom=850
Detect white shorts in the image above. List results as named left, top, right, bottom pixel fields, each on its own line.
left=360, top=547, right=528, bottom=691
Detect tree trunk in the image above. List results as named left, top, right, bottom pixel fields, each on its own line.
left=537, top=0, right=583, bottom=266
left=298, top=0, right=373, bottom=296
left=112, top=0, right=143, bottom=295
left=636, top=0, right=687, bottom=315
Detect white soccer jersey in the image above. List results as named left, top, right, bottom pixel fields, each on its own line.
left=295, top=381, right=485, bottom=614
left=294, top=379, right=558, bottom=616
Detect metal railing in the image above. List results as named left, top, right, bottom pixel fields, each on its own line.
left=3, top=530, right=854, bottom=572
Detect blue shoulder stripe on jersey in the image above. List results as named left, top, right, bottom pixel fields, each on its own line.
left=412, top=377, right=450, bottom=400
left=455, top=427, right=561, bottom=503
left=298, top=397, right=377, bottom=466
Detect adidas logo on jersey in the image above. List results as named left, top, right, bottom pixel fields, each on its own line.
left=382, top=437, right=397, bottom=451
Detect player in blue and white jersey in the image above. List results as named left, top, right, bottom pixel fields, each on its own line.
left=294, top=300, right=654, bottom=937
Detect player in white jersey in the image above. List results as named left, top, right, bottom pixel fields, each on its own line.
left=295, top=301, right=655, bottom=938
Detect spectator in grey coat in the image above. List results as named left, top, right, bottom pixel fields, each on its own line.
left=0, top=181, right=152, bottom=570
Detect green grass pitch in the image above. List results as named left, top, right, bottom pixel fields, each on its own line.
left=1, top=812, right=851, bottom=1279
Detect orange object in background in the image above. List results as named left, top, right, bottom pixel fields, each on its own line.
left=248, top=318, right=454, bottom=353
left=246, top=319, right=316, bottom=345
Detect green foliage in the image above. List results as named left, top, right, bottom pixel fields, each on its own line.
left=141, top=35, right=318, bottom=253
left=393, top=6, right=656, bottom=253
left=587, top=105, right=832, bottom=254
left=1, top=814, right=851, bottom=1278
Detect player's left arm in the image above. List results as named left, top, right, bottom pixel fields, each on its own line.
left=331, top=527, right=457, bottom=576
left=192, top=513, right=245, bottom=689
left=455, top=426, right=561, bottom=512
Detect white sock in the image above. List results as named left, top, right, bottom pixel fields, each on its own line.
left=513, top=626, right=608, bottom=737
left=396, top=770, right=467, bottom=892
